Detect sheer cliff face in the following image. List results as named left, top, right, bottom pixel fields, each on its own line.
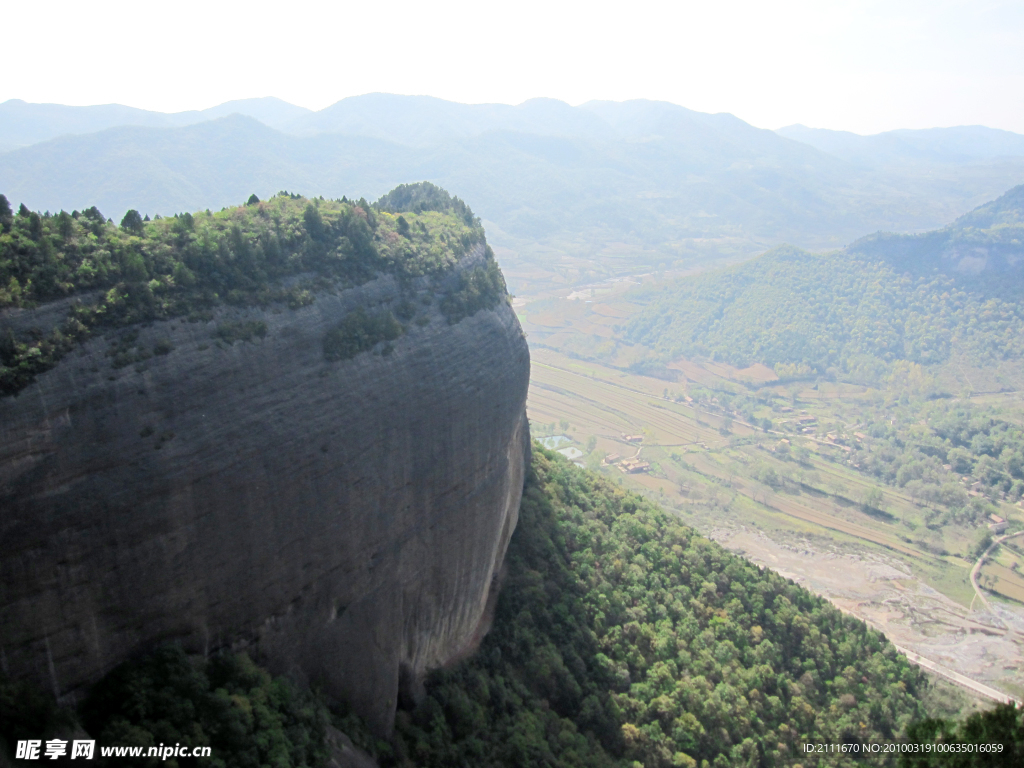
left=0, top=260, right=530, bottom=735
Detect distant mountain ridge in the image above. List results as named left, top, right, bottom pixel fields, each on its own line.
left=7, top=93, right=1024, bottom=161
left=776, top=123, right=1024, bottom=166
left=0, top=96, right=311, bottom=151
left=286, top=94, right=616, bottom=145
left=3, top=95, right=1024, bottom=292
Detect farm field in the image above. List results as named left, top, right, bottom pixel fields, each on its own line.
left=528, top=348, right=962, bottom=572
left=981, top=541, right=1024, bottom=603
left=523, top=337, right=1024, bottom=702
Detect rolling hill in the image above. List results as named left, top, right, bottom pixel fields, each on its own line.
left=625, top=184, right=1024, bottom=377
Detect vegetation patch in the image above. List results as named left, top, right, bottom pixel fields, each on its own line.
left=80, top=647, right=330, bottom=768
left=152, top=338, right=174, bottom=356
left=626, top=246, right=1024, bottom=380
left=376, top=181, right=478, bottom=225
left=846, top=398, right=1024, bottom=520
left=440, top=249, right=509, bottom=324
left=106, top=329, right=151, bottom=369
left=0, top=672, right=77, bottom=762
left=322, top=308, right=403, bottom=362
left=216, top=319, right=268, bottom=344
left=0, top=185, right=498, bottom=397
left=900, top=704, right=1024, bottom=767
left=388, top=448, right=930, bottom=768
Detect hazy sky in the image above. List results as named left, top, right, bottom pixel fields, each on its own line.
left=5, top=0, right=1023, bottom=135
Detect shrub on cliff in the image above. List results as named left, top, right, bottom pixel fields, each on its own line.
left=440, top=247, right=509, bottom=324
left=216, top=319, right=268, bottom=344
left=323, top=308, right=403, bottom=361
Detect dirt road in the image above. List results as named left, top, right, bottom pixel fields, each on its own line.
left=971, top=530, right=1024, bottom=612
left=894, top=644, right=1022, bottom=707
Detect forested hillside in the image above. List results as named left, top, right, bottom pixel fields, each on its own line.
left=0, top=183, right=506, bottom=395
left=849, top=183, right=1024, bottom=286
left=625, top=245, right=1024, bottom=378
left=625, top=187, right=1024, bottom=380
left=3, top=449, right=958, bottom=768
left=387, top=450, right=929, bottom=768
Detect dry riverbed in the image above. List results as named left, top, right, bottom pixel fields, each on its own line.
left=709, top=525, right=1024, bottom=703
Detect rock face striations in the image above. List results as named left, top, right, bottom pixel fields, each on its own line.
left=0, top=241, right=530, bottom=735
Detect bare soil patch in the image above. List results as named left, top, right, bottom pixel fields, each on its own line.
left=710, top=526, right=1024, bottom=701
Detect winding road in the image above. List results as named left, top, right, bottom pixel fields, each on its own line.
left=970, top=530, right=1024, bottom=612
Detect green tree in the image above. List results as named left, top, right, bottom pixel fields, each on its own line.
left=900, top=703, right=1024, bottom=767
left=0, top=194, right=12, bottom=233
left=304, top=203, right=325, bottom=241
left=973, top=531, right=994, bottom=559
left=861, top=487, right=884, bottom=512
left=80, top=647, right=330, bottom=768
left=57, top=210, right=74, bottom=240
left=120, top=209, right=144, bottom=235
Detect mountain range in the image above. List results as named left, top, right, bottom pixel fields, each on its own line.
left=3, top=94, right=1024, bottom=293
left=777, top=123, right=1024, bottom=167
left=0, top=96, right=310, bottom=150
left=7, top=94, right=1024, bottom=161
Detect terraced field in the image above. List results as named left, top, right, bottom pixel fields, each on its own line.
left=523, top=339, right=1024, bottom=701
left=530, top=349, right=952, bottom=564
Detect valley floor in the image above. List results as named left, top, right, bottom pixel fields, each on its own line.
left=519, top=294, right=1024, bottom=706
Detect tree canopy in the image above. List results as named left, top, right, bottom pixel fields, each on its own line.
left=626, top=246, right=1024, bottom=378
left=2, top=449, right=1015, bottom=767
left=389, top=449, right=930, bottom=768
left=0, top=189, right=503, bottom=396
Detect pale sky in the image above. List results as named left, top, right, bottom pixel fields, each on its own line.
left=5, top=0, right=1023, bottom=135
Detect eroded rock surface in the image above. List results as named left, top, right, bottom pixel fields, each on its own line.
left=0, top=255, right=529, bottom=735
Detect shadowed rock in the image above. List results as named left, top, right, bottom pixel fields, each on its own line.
left=0, top=251, right=530, bottom=736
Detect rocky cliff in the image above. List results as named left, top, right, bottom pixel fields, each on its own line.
left=0, top=246, right=530, bottom=735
